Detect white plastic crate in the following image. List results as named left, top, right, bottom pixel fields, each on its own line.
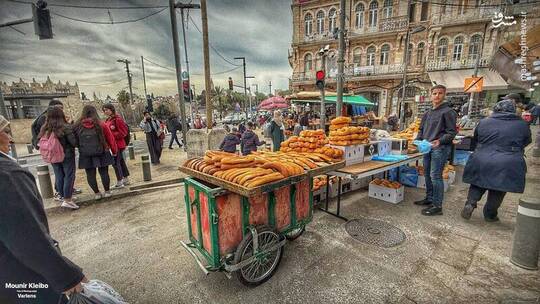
left=351, top=177, right=370, bottom=190
left=368, top=182, right=405, bottom=204
left=362, top=142, right=380, bottom=161
left=328, top=178, right=352, bottom=198
left=387, top=138, right=408, bottom=155
left=378, top=140, right=392, bottom=156
left=417, top=175, right=449, bottom=192
left=330, top=144, right=364, bottom=165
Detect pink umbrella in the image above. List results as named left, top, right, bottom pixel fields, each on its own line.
left=259, top=96, right=289, bottom=110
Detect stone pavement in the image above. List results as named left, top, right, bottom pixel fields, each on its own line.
left=44, top=148, right=540, bottom=303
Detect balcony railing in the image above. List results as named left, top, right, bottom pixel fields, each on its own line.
left=425, top=57, right=490, bottom=71
left=431, top=7, right=501, bottom=26
left=303, top=31, right=335, bottom=43
left=350, top=16, right=408, bottom=37
left=292, top=63, right=405, bottom=82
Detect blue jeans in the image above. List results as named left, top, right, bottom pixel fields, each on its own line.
left=423, top=145, right=451, bottom=207
left=51, top=157, right=76, bottom=199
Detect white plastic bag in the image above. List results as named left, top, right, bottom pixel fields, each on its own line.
left=68, top=280, right=128, bottom=304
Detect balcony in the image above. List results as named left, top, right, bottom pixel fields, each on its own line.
left=292, top=63, right=405, bottom=83
left=425, top=57, right=490, bottom=71
left=303, top=31, right=335, bottom=43
left=349, top=16, right=408, bottom=37
left=431, top=7, right=501, bottom=26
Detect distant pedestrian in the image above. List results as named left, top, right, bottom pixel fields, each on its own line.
left=0, top=114, right=88, bottom=304
left=31, top=99, right=63, bottom=150
left=300, top=112, right=309, bottom=130
left=220, top=127, right=241, bottom=153
left=75, top=105, right=118, bottom=200
left=103, top=104, right=131, bottom=188
left=241, top=122, right=265, bottom=155
left=461, top=99, right=531, bottom=222
left=270, top=110, right=285, bottom=151
left=238, top=121, right=246, bottom=134
left=38, top=106, right=79, bottom=209
left=194, top=114, right=204, bottom=129
left=414, top=85, right=457, bottom=216
left=140, top=111, right=163, bottom=164
left=531, top=103, right=540, bottom=125
left=167, top=113, right=183, bottom=149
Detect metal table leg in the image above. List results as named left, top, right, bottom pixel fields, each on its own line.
left=318, top=175, right=348, bottom=221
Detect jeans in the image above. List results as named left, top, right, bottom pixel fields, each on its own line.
left=51, top=157, right=76, bottom=199
left=113, top=148, right=130, bottom=181
left=466, top=184, right=506, bottom=219
left=85, top=166, right=111, bottom=193
left=423, top=144, right=452, bottom=207
left=169, top=130, right=183, bottom=148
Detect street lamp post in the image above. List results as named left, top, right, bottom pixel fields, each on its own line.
left=318, top=45, right=330, bottom=130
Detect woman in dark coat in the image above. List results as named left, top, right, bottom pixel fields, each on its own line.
left=270, top=110, right=285, bottom=151
left=140, top=111, right=163, bottom=164
left=461, top=99, right=531, bottom=222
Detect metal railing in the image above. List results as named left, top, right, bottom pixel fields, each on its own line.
left=431, top=7, right=501, bottom=25
left=425, top=57, right=490, bottom=71
left=292, top=63, right=405, bottom=82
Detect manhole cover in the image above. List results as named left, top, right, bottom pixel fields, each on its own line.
left=345, top=218, right=406, bottom=248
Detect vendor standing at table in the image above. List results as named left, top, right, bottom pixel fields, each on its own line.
left=414, top=84, right=457, bottom=216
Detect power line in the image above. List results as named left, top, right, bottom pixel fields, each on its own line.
left=143, top=57, right=176, bottom=72
left=78, top=78, right=125, bottom=86
left=144, top=57, right=242, bottom=76
left=7, top=0, right=167, bottom=9
left=51, top=7, right=167, bottom=25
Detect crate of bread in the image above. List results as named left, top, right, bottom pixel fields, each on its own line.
left=368, top=178, right=404, bottom=204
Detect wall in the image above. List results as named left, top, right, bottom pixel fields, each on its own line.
left=9, top=119, right=34, bottom=144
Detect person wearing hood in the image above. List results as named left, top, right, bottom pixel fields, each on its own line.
left=0, top=115, right=87, bottom=304
left=75, top=105, right=118, bottom=200
left=31, top=99, right=63, bottom=150
left=241, top=122, right=265, bottom=155
left=220, top=126, right=241, bottom=153
left=414, top=85, right=457, bottom=216
left=140, top=111, right=163, bottom=165
left=461, top=99, right=531, bottom=222
left=269, top=110, right=285, bottom=151
left=103, top=104, right=130, bottom=188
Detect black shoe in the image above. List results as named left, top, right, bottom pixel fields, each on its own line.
left=484, top=216, right=500, bottom=222
left=421, top=206, right=443, bottom=216
left=461, top=204, right=475, bottom=220
left=414, top=199, right=432, bottom=206
left=168, top=147, right=173, bottom=149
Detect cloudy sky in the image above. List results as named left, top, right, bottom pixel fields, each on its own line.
left=0, top=0, right=293, bottom=98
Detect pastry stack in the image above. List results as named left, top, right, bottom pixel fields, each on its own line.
left=328, top=116, right=370, bottom=146
left=280, top=129, right=328, bottom=153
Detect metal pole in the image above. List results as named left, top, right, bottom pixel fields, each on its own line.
left=141, top=155, right=152, bottom=181
left=169, top=0, right=188, bottom=145
left=510, top=197, right=540, bottom=270
left=141, top=56, right=148, bottom=98
left=320, top=55, right=327, bottom=130
left=336, top=0, right=346, bottom=116
left=125, top=61, right=134, bottom=104
left=201, top=0, right=213, bottom=129
left=128, top=144, right=135, bottom=160
left=269, top=80, right=272, bottom=95
left=468, top=23, right=488, bottom=116
left=180, top=8, right=193, bottom=120
left=399, top=0, right=412, bottom=130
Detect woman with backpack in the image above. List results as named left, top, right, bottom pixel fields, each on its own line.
left=140, top=111, right=163, bottom=165
left=75, top=105, right=118, bottom=200
left=103, top=104, right=130, bottom=188
left=38, top=107, right=79, bottom=209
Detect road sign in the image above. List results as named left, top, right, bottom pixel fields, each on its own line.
left=182, top=71, right=189, bottom=79
left=464, top=77, right=484, bottom=93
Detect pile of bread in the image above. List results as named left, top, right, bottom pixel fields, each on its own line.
left=328, top=116, right=370, bottom=146
left=371, top=178, right=402, bottom=189
left=312, top=175, right=327, bottom=191
left=415, top=164, right=454, bottom=179
left=394, top=118, right=421, bottom=153
left=280, top=129, right=327, bottom=153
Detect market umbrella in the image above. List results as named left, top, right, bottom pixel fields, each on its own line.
left=259, top=96, right=289, bottom=110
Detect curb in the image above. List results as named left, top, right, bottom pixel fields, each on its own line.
left=128, top=177, right=185, bottom=191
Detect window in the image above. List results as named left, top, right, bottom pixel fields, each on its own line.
left=355, top=3, right=365, bottom=28
left=316, top=10, right=325, bottom=34
left=453, top=36, right=464, bottom=61
left=420, top=2, right=429, bottom=21
left=304, top=53, right=312, bottom=73
left=416, top=42, right=425, bottom=65
left=304, top=13, right=313, bottom=36
left=353, top=48, right=362, bottom=65
left=367, top=46, right=376, bottom=66
left=469, top=34, right=482, bottom=60
left=368, top=1, right=378, bottom=28
left=409, top=3, right=416, bottom=22
left=383, top=0, right=392, bottom=18
left=437, top=38, right=448, bottom=61
left=380, top=44, right=390, bottom=65
left=329, top=8, right=337, bottom=32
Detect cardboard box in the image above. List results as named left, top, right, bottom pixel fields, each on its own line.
left=388, top=138, right=409, bottom=155
left=330, top=144, right=364, bottom=165
left=378, top=140, right=392, bottom=156
left=362, top=142, right=379, bottom=161
left=351, top=177, right=370, bottom=190
left=417, top=175, right=449, bottom=192
left=368, top=182, right=405, bottom=204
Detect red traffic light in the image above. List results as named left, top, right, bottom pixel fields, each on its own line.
left=316, top=70, right=325, bottom=80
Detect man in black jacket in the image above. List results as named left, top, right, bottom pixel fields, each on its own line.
left=414, top=85, right=457, bottom=216
left=31, top=99, right=63, bottom=150
left=167, top=114, right=183, bottom=149
left=0, top=115, right=87, bottom=303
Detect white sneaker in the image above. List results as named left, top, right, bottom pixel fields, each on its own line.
left=122, top=178, right=130, bottom=186
left=94, top=193, right=103, bottom=200
left=61, top=201, right=79, bottom=209
left=112, top=181, right=125, bottom=189
left=103, top=191, right=112, bottom=198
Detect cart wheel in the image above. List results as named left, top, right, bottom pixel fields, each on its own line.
left=284, top=226, right=305, bottom=241
left=233, top=226, right=283, bottom=287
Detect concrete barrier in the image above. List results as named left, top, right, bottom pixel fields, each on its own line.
left=511, top=197, right=540, bottom=270
left=128, top=144, right=135, bottom=160
left=186, top=129, right=208, bottom=159
left=36, top=165, right=54, bottom=199
left=26, top=144, right=33, bottom=154
left=208, top=128, right=227, bottom=151
left=141, top=155, right=152, bottom=181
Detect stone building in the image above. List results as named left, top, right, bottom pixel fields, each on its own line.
left=289, top=0, right=540, bottom=117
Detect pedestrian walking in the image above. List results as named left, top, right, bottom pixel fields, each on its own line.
left=167, top=113, right=183, bottom=149
left=300, top=112, right=309, bottom=130
left=531, top=103, right=540, bottom=125
left=0, top=115, right=88, bottom=304
left=31, top=99, right=63, bottom=150
left=194, top=114, right=204, bottom=129
left=220, top=127, right=241, bottom=153
left=461, top=99, right=531, bottom=222
left=414, top=85, right=458, bottom=216
left=102, top=104, right=130, bottom=188
left=38, top=106, right=79, bottom=209
left=270, top=110, right=285, bottom=152
left=140, top=111, right=163, bottom=165
left=241, top=122, right=265, bottom=155
left=75, top=105, right=118, bottom=200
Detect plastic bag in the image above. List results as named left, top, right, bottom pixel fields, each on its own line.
left=399, top=165, right=419, bottom=187
left=413, top=139, right=432, bottom=154
left=68, top=280, right=128, bottom=304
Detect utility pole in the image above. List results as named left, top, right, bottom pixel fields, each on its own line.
left=399, top=0, right=412, bottom=130
left=200, top=0, right=212, bottom=129
left=141, top=56, right=148, bottom=98
left=320, top=54, right=327, bottom=130
left=468, top=22, right=488, bottom=117
left=335, top=0, right=346, bottom=116
left=234, top=57, right=248, bottom=116
left=168, top=0, right=188, bottom=145
left=269, top=80, right=272, bottom=95
left=117, top=59, right=134, bottom=104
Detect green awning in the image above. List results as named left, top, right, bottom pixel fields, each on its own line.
left=325, top=95, right=375, bottom=106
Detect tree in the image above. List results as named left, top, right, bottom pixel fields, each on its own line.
left=212, top=86, right=228, bottom=118
left=116, top=90, right=134, bottom=125
left=153, top=103, right=172, bottom=120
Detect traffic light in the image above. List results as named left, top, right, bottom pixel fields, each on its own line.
left=32, top=1, right=53, bottom=40
left=315, top=70, right=325, bottom=90
left=146, top=95, right=153, bottom=112
left=228, top=77, right=233, bottom=90
left=182, top=80, right=190, bottom=102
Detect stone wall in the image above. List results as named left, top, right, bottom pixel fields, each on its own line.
left=9, top=118, right=33, bottom=144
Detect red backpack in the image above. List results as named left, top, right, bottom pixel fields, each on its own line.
left=39, top=132, right=65, bottom=164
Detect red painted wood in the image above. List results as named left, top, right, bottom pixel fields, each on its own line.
left=216, top=194, right=243, bottom=255
left=248, top=194, right=268, bottom=226
left=188, top=186, right=196, bottom=202
left=274, top=186, right=291, bottom=231
left=295, top=180, right=310, bottom=221
left=190, top=204, right=199, bottom=242
left=199, top=192, right=212, bottom=254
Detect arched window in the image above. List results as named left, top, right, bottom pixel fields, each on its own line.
left=304, top=53, right=312, bottom=73
left=355, top=3, right=365, bottom=28
left=383, top=0, right=393, bottom=19
left=437, top=38, right=448, bottom=62
left=367, top=46, right=376, bottom=66
left=353, top=48, right=362, bottom=65
left=380, top=44, right=390, bottom=65
left=329, top=8, right=337, bottom=32
left=304, top=13, right=313, bottom=36
left=406, top=43, right=413, bottom=65
left=316, top=10, right=325, bottom=34
left=368, top=1, right=378, bottom=28
left=416, top=42, right=425, bottom=65
left=469, top=34, right=482, bottom=60
left=453, top=36, right=464, bottom=61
